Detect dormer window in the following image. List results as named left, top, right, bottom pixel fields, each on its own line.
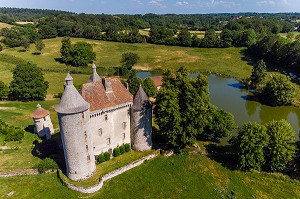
left=105, top=114, right=108, bottom=120
left=98, top=128, right=103, bottom=135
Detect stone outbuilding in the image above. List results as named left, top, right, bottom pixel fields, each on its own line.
left=32, top=104, right=54, bottom=140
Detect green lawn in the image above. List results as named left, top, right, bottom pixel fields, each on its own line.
left=0, top=153, right=299, bottom=199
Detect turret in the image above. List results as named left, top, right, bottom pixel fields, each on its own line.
left=130, top=85, right=152, bottom=151
left=32, top=104, right=54, bottom=140
left=55, top=73, right=95, bottom=181
left=86, top=62, right=101, bottom=83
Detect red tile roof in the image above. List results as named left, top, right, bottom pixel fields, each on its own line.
left=150, top=76, right=163, bottom=87
left=32, top=106, right=50, bottom=119
left=80, top=77, right=133, bottom=112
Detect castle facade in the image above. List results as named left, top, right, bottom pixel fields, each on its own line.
left=55, top=64, right=152, bottom=181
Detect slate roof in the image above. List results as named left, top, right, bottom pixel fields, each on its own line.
left=81, top=77, right=133, bottom=112
left=87, top=63, right=101, bottom=83
left=32, top=104, right=50, bottom=119
left=132, top=85, right=150, bottom=110
left=55, top=73, right=90, bottom=114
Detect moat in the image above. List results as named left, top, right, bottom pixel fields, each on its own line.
left=138, top=72, right=300, bottom=139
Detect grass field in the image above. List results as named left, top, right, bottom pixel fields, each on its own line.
left=0, top=22, right=13, bottom=29
left=278, top=31, right=300, bottom=40
left=1, top=153, right=299, bottom=199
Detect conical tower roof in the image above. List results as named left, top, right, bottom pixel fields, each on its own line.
left=55, top=73, right=90, bottom=114
left=132, top=85, right=150, bottom=110
left=87, top=62, right=101, bottom=83
left=32, top=104, right=50, bottom=119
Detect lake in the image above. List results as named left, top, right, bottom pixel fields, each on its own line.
left=137, top=72, right=300, bottom=139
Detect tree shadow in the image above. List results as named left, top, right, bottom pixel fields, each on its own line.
left=54, top=57, right=64, bottom=63
left=240, top=48, right=258, bottom=66
left=31, top=133, right=66, bottom=172
left=205, top=143, right=237, bottom=170
left=24, top=125, right=35, bottom=134
left=32, top=52, right=41, bottom=55
left=17, top=49, right=27, bottom=53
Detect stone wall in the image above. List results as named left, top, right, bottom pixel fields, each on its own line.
left=59, top=151, right=161, bottom=194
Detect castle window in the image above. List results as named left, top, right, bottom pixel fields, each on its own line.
left=84, top=131, right=87, bottom=142
left=107, top=138, right=111, bottom=145
left=87, top=155, right=90, bottom=161
left=98, top=128, right=103, bottom=136
left=122, top=133, right=125, bottom=140
left=86, top=145, right=88, bottom=150
left=122, top=122, right=127, bottom=129
left=82, top=113, right=85, bottom=119
left=105, top=114, right=108, bottom=120
left=44, top=117, right=46, bottom=121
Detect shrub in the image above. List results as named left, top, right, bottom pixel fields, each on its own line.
left=0, top=125, right=25, bottom=142
left=125, top=143, right=131, bottom=152
left=119, top=145, right=125, bottom=154
left=104, top=152, right=110, bottom=161
left=113, top=147, right=120, bottom=157
left=37, top=158, right=58, bottom=173
left=97, top=154, right=105, bottom=164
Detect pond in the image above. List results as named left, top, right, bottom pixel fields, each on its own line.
left=137, top=72, right=300, bottom=139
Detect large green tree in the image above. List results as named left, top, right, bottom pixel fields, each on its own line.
left=120, top=52, right=140, bottom=71
left=250, top=59, right=267, bottom=89
left=203, top=109, right=236, bottom=140
left=70, top=41, right=96, bottom=66
left=128, top=77, right=143, bottom=96
left=60, top=36, right=72, bottom=63
left=143, top=77, right=157, bottom=97
left=265, top=120, right=296, bottom=172
left=9, top=62, right=49, bottom=101
left=231, top=122, right=269, bottom=170
left=154, top=67, right=219, bottom=148
left=262, top=74, right=295, bottom=106
left=177, top=29, right=191, bottom=47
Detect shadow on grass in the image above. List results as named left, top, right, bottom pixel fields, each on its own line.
left=31, top=133, right=66, bottom=172
left=205, top=143, right=238, bottom=171
left=240, top=48, right=258, bottom=66
left=32, top=52, right=41, bottom=55
left=24, top=125, right=35, bottom=134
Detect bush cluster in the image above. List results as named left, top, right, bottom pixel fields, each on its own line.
left=37, top=158, right=58, bottom=173
left=113, top=144, right=131, bottom=157
left=0, top=118, right=25, bottom=142
left=97, top=151, right=111, bottom=164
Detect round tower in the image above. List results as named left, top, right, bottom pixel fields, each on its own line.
left=130, top=85, right=152, bottom=151
left=55, top=73, right=95, bottom=181
left=32, top=104, right=54, bottom=140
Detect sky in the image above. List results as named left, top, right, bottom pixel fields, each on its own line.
left=0, top=0, right=299, bottom=14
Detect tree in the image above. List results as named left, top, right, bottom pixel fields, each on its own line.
left=38, top=25, right=58, bottom=39
left=60, top=37, right=96, bottom=67
left=9, top=62, right=49, bottom=101
left=265, top=120, right=296, bottom=172
left=0, top=81, right=9, bottom=99
left=154, top=67, right=218, bottom=149
left=143, top=77, right=157, bottom=97
left=203, top=109, right=236, bottom=140
left=120, top=52, right=140, bottom=70
left=128, top=77, right=143, bottom=96
left=177, top=29, right=191, bottom=47
left=35, top=40, right=45, bottom=53
left=262, top=74, right=295, bottom=106
left=70, top=41, right=96, bottom=66
left=231, top=122, right=269, bottom=170
left=60, top=37, right=72, bottom=63
left=154, top=87, right=182, bottom=148
left=250, top=59, right=267, bottom=89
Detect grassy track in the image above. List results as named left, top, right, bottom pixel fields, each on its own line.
left=0, top=154, right=299, bottom=198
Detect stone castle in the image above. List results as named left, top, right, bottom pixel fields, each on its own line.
left=54, top=63, right=152, bottom=181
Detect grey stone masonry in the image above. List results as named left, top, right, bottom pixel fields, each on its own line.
left=131, top=85, right=152, bottom=151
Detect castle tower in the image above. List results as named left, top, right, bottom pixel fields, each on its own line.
left=55, top=73, right=95, bottom=181
left=32, top=104, right=54, bottom=140
left=130, top=85, right=152, bottom=151
left=86, top=62, right=101, bottom=83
